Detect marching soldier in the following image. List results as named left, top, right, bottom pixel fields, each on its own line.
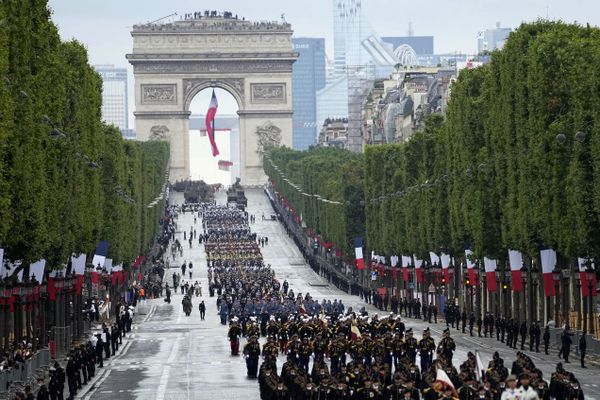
left=419, top=328, right=436, bottom=372
left=437, top=328, right=456, bottom=364
left=404, top=329, right=418, bottom=364
left=228, top=318, right=242, bottom=355
left=243, top=335, right=261, bottom=378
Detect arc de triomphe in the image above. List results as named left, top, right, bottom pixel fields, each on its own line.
left=126, top=14, right=297, bottom=185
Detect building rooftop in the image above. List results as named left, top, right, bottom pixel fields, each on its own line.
left=132, top=11, right=292, bottom=34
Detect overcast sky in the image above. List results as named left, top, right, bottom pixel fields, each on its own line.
left=48, top=0, right=600, bottom=62
left=47, top=0, right=600, bottom=117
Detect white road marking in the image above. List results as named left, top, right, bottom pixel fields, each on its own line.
left=156, top=336, right=181, bottom=400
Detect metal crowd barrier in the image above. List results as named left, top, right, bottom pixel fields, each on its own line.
left=0, top=348, right=51, bottom=399
left=51, top=325, right=73, bottom=358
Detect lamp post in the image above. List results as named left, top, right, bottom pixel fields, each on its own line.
left=562, top=269, right=570, bottom=328
left=0, top=283, right=8, bottom=350
left=502, top=280, right=509, bottom=318
left=431, top=264, right=441, bottom=307
left=529, top=261, right=539, bottom=324
left=575, top=274, right=582, bottom=331
left=587, top=269, right=595, bottom=335
left=552, top=269, right=561, bottom=326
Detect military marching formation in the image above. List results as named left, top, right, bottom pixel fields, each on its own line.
left=191, top=202, right=587, bottom=399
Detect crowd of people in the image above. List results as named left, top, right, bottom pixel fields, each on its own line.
left=182, top=198, right=588, bottom=400
left=0, top=342, right=36, bottom=372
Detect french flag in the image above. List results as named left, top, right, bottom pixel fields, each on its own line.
left=484, top=257, right=498, bottom=292
left=578, top=258, right=597, bottom=297
left=402, top=255, right=411, bottom=282
left=354, top=237, right=364, bottom=270
left=71, top=253, right=87, bottom=295
left=414, top=255, right=424, bottom=283
left=540, top=249, right=557, bottom=297
left=391, top=255, right=399, bottom=281
left=508, top=250, right=524, bottom=292
left=440, top=252, right=451, bottom=282
left=92, top=241, right=109, bottom=285
left=205, top=89, right=220, bottom=157
left=465, top=250, right=478, bottom=286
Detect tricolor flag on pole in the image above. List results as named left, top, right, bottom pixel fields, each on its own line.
left=414, top=255, right=424, bottom=283
left=508, top=250, right=524, bottom=292
left=205, top=89, right=220, bottom=157
left=578, top=258, right=597, bottom=297
left=484, top=257, right=498, bottom=292
left=92, top=241, right=109, bottom=270
left=391, top=255, right=399, bottom=281
left=71, top=253, right=87, bottom=295
left=441, top=252, right=451, bottom=282
left=465, top=250, right=478, bottom=286
left=354, top=237, right=364, bottom=270
left=350, top=323, right=362, bottom=341
left=540, top=249, right=557, bottom=297
left=402, top=256, right=411, bottom=282
left=475, top=351, right=485, bottom=382
left=435, top=369, right=458, bottom=397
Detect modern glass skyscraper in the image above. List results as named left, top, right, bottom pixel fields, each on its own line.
left=332, top=0, right=396, bottom=77
left=317, top=0, right=396, bottom=143
left=292, top=38, right=326, bottom=150
left=94, top=65, right=129, bottom=134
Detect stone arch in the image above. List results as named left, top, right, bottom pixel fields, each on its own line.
left=127, top=15, right=297, bottom=186
left=183, top=78, right=245, bottom=112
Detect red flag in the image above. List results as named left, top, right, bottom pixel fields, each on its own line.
left=205, top=90, right=220, bottom=157
left=541, top=249, right=557, bottom=297
left=465, top=250, right=478, bottom=286
left=414, top=257, right=424, bottom=283
left=402, top=256, right=410, bottom=282
left=48, top=277, right=56, bottom=301
left=484, top=258, right=498, bottom=292
left=75, top=275, right=84, bottom=295
left=578, top=258, right=597, bottom=297
left=354, top=238, right=364, bottom=270
left=508, top=250, right=524, bottom=292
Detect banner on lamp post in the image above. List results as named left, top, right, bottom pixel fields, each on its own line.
left=508, top=250, right=524, bottom=292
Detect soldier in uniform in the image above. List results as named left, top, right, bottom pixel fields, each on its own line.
left=468, top=313, right=475, bottom=337
left=228, top=318, right=242, bottom=355
left=404, top=329, right=418, bottom=364
left=437, top=329, right=456, bottom=364
left=298, top=336, right=313, bottom=372
left=543, top=325, right=550, bottom=355
left=278, top=321, right=289, bottom=354
left=392, top=332, right=405, bottom=371
left=243, top=335, right=261, bottom=378
left=419, top=328, right=436, bottom=373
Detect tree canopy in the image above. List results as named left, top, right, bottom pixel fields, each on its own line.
left=0, top=0, right=170, bottom=268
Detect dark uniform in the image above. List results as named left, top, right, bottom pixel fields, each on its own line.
left=243, top=336, right=261, bottom=378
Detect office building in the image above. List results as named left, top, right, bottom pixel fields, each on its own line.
left=94, top=65, right=129, bottom=134
left=477, top=23, right=512, bottom=53
left=292, top=38, right=326, bottom=150
left=332, top=0, right=396, bottom=77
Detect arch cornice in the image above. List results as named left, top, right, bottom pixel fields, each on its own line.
left=183, top=78, right=244, bottom=111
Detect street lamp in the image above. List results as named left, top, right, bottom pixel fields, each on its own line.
left=552, top=269, right=561, bottom=326
left=575, top=273, right=582, bottom=331
left=586, top=268, right=595, bottom=335
left=502, top=280, right=509, bottom=318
